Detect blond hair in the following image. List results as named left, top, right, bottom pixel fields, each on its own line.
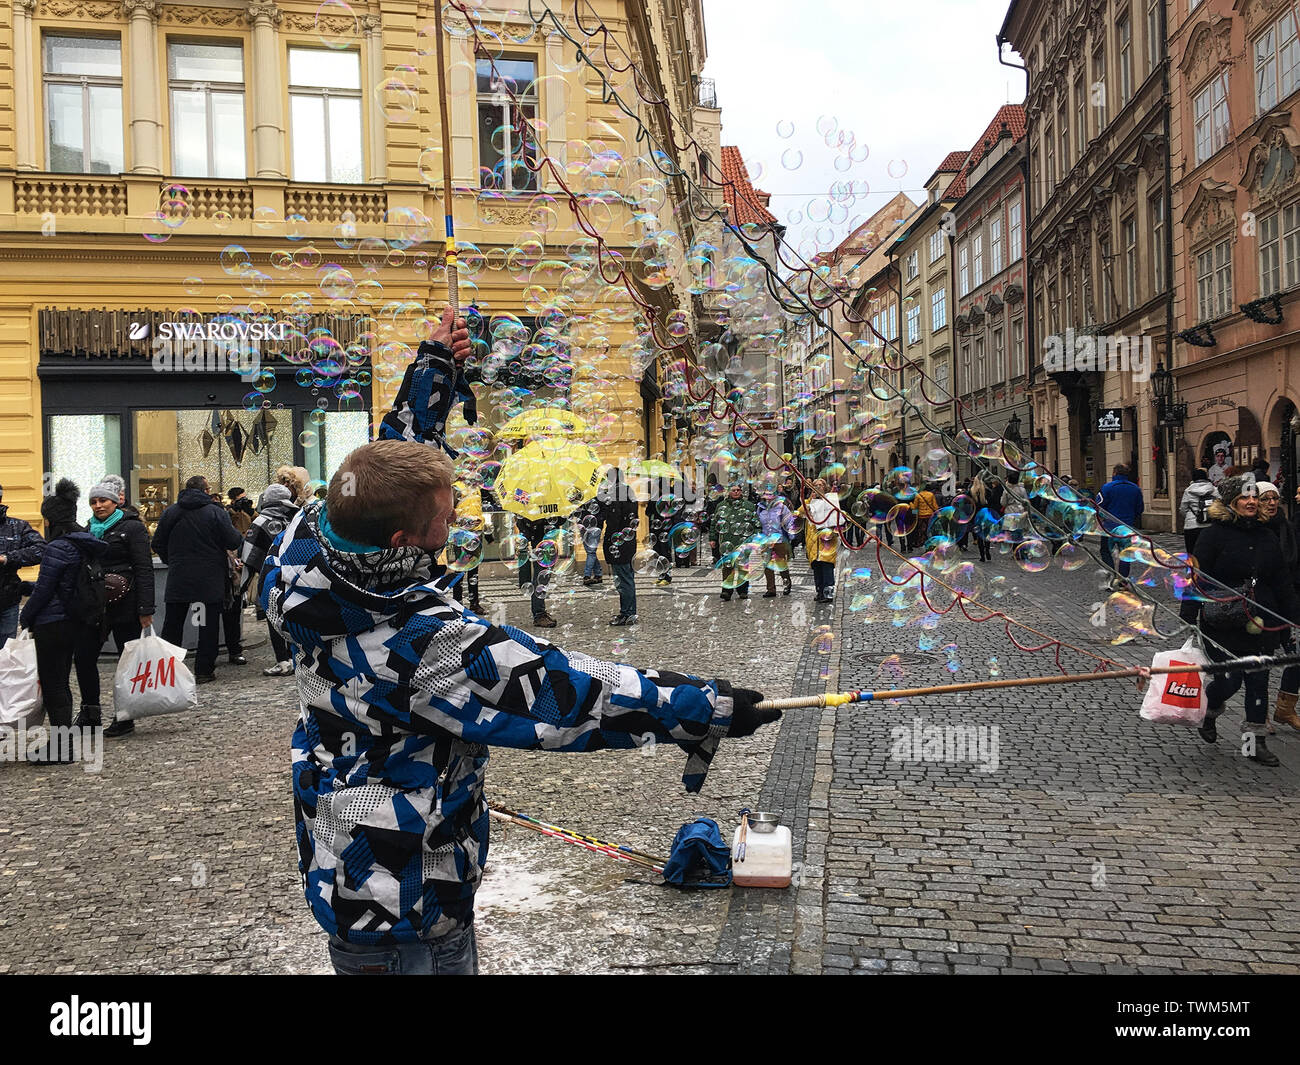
left=327, top=440, right=453, bottom=545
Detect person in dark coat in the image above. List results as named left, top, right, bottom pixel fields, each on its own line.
left=647, top=476, right=686, bottom=586
left=19, top=479, right=108, bottom=762
left=1256, top=482, right=1300, bottom=734
left=1178, top=475, right=1300, bottom=766
left=81, top=479, right=156, bottom=732
left=516, top=514, right=565, bottom=629
left=150, top=474, right=243, bottom=682
left=0, top=482, right=46, bottom=647
left=596, top=466, right=639, bottom=624
left=1096, top=464, right=1145, bottom=588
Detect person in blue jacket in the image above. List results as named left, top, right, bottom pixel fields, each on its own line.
left=19, top=479, right=108, bottom=763
left=1095, top=464, right=1145, bottom=589
left=265, top=311, right=779, bottom=975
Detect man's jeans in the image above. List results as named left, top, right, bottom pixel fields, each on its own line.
left=0, top=603, right=18, bottom=648
left=583, top=547, right=602, bottom=579
left=328, top=923, right=478, bottom=975
left=1099, top=536, right=1132, bottom=580
left=612, top=562, right=636, bottom=617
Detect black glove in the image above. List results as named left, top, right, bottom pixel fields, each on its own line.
left=726, top=686, right=780, bottom=737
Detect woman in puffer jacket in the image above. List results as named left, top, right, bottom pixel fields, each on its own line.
left=79, top=478, right=156, bottom=729
left=1178, top=475, right=1300, bottom=766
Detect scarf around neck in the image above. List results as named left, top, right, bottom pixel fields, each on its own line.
left=88, top=508, right=125, bottom=539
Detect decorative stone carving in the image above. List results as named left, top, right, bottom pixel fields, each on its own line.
left=479, top=203, right=540, bottom=226
left=1182, top=180, right=1238, bottom=243
left=161, top=4, right=247, bottom=25
left=15, top=0, right=37, bottom=12
left=41, top=0, right=120, bottom=17
left=1242, top=125, right=1300, bottom=203
left=246, top=1, right=281, bottom=25
left=1179, top=17, right=1234, bottom=90
left=361, top=13, right=381, bottom=32
left=120, top=0, right=158, bottom=15
left=1236, top=0, right=1290, bottom=35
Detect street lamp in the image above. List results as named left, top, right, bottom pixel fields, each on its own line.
left=1005, top=412, right=1023, bottom=445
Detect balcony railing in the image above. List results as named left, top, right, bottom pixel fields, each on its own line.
left=697, top=77, right=718, bottom=109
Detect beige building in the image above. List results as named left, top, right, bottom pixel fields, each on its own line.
left=0, top=0, right=710, bottom=531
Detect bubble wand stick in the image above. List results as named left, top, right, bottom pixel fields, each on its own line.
left=753, top=651, right=1300, bottom=711
left=431, top=0, right=459, bottom=315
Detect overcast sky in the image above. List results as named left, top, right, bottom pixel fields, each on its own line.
left=701, top=0, right=1023, bottom=258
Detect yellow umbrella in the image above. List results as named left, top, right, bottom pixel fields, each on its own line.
left=496, top=439, right=604, bottom=521
left=498, top=407, right=588, bottom=439
left=631, top=458, right=679, bottom=480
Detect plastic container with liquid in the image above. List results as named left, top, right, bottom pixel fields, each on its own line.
left=731, top=814, right=793, bottom=888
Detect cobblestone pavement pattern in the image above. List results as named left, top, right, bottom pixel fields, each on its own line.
left=4, top=537, right=1299, bottom=974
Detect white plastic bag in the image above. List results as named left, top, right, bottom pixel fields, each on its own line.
left=1140, top=638, right=1208, bottom=726
left=0, top=630, right=43, bottom=729
left=112, top=627, right=197, bottom=721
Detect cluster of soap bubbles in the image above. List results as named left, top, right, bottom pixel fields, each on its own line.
left=142, top=0, right=1201, bottom=682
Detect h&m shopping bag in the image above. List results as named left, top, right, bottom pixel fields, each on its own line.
left=113, top=627, right=197, bottom=721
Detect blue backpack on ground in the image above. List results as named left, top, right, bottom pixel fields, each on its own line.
left=661, top=818, right=733, bottom=889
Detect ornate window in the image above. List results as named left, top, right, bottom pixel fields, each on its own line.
left=289, top=48, right=362, bottom=184
left=477, top=55, right=540, bottom=192
left=168, top=41, right=246, bottom=180
left=1194, top=74, right=1230, bottom=165
left=1196, top=238, right=1233, bottom=319
left=44, top=36, right=123, bottom=174
left=1254, top=11, right=1300, bottom=116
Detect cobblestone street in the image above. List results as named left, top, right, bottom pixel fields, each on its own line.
left=3, top=541, right=1299, bottom=974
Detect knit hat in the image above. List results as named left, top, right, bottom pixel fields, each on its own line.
left=100, top=474, right=126, bottom=500
left=41, top=478, right=80, bottom=525
left=88, top=479, right=121, bottom=503
left=1255, top=481, right=1280, bottom=497
left=1217, top=474, right=1256, bottom=507
left=259, top=483, right=292, bottom=508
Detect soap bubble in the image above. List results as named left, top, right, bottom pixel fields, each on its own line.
left=444, top=528, right=484, bottom=572
left=315, top=0, right=359, bottom=48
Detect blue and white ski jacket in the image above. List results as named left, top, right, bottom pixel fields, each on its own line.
left=268, top=342, right=736, bottom=943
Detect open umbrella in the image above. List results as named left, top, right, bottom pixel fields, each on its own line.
left=499, top=407, right=588, bottom=439
left=630, top=458, right=679, bottom=480
left=496, top=439, right=603, bottom=521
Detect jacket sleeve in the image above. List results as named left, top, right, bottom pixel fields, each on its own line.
left=18, top=540, right=70, bottom=628
left=411, top=617, right=735, bottom=792
left=151, top=508, right=175, bottom=564
left=1178, top=487, right=1191, bottom=520
left=217, top=508, right=243, bottom=552
left=129, top=523, right=155, bottom=615
left=8, top=521, right=46, bottom=568
left=377, top=340, right=476, bottom=456
left=1180, top=525, right=1223, bottom=623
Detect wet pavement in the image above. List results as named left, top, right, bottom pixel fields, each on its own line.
left=4, top=539, right=1299, bottom=973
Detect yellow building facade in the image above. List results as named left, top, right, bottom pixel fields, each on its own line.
left=0, top=0, right=709, bottom=530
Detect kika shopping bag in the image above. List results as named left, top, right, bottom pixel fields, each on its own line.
left=1140, top=638, right=1208, bottom=727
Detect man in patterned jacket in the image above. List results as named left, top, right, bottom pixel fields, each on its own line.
left=265, top=313, right=778, bottom=974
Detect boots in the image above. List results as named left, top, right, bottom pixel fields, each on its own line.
left=74, top=703, right=102, bottom=728
left=1274, top=691, right=1300, bottom=732
left=1250, top=734, right=1281, bottom=767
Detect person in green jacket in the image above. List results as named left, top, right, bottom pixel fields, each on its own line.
left=710, top=483, right=760, bottom=601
